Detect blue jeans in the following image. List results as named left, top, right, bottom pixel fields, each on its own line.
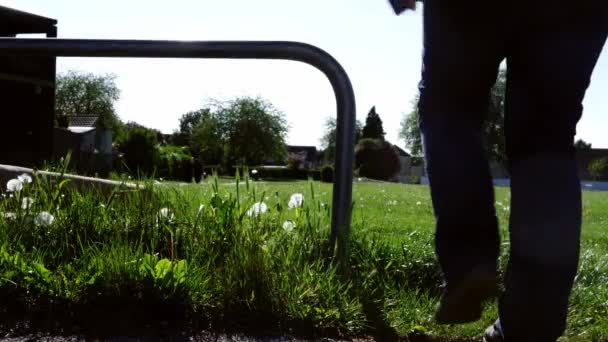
left=419, top=1, right=608, bottom=341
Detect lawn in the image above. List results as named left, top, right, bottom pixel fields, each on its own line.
left=1, top=174, right=608, bottom=341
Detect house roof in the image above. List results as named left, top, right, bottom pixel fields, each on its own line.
left=288, top=145, right=318, bottom=153
left=0, top=5, right=57, bottom=36
left=68, top=115, right=99, bottom=128
left=392, top=145, right=411, bottom=157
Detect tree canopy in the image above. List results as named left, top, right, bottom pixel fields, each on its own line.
left=400, top=69, right=507, bottom=161
left=178, top=96, right=289, bottom=167
left=575, top=139, right=592, bottom=151
left=55, top=70, right=121, bottom=132
left=361, top=106, right=386, bottom=140
left=320, top=117, right=363, bottom=164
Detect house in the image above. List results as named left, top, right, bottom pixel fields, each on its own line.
left=0, top=6, right=57, bottom=167
left=53, top=115, right=113, bottom=175
left=287, top=145, right=320, bottom=169
left=391, top=145, right=414, bottom=183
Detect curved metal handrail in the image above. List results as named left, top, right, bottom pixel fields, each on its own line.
left=0, top=38, right=356, bottom=264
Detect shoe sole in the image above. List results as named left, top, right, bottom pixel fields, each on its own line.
left=435, top=270, right=498, bottom=324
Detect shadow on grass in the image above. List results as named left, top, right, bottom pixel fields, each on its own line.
left=1, top=295, right=480, bottom=341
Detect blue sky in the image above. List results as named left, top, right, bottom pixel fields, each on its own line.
left=4, top=0, right=607, bottom=149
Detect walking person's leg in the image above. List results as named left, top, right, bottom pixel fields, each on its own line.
left=492, top=5, right=608, bottom=341
left=418, top=0, right=505, bottom=323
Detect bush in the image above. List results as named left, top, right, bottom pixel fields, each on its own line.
left=286, top=154, right=303, bottom=170
left=118, top=127, right=159, bottom=177
left=588, top=158, right=608, bottom=181
left=157, top=145, right=201, bottom=182
left=320, top=165, right=334, bottom=183
left=202, top=165, right=222, bottom=178
left=355, top=139, right=400, bottom=181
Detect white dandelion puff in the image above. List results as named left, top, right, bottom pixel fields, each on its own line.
left=247, top=202, right=268, bottom=217
left=158, top=207, right=174, bottom=221
left=288, top=193, right=304, bottom=209
left=6, top=179, right=23, bottom=192
left=2, top=212, right=16, bottom=220
left=35, top=211, right=54, bottom=227
left=17, top=174, right=32, bottom=184
left=282, top=220, right=296, bottom=232
left=21, top=197, right=34, bottom=210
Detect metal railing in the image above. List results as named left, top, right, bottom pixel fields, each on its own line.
left=0, top=38, right=356, bottom=264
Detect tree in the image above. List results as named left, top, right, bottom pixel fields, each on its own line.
left=191, top=110, right=224, bottom=165
left=174, top=108, right=211, bottom=155
left=115, top=121, right=162, bottom=146
left=179, top=109, right=210, bottom=137
left=588, top=158, right=608, bottom=181
left=399, top=95, right=423, bottom=156
left=186, top=96, right=288, bottom=167
left=219, top=97, right=289, bottom=166
left=55, top=70, right=122, bottom=132
left=400, top=69, right=507, bottom=160
left=355, top=138, right=400, bottom=180
left=575, top=139, right=592, bottom=151
left=362, top=106, right=386, bottom=140
left=118, top=127, right=159, bottom=176
left=320, top=117, right=363, bottom=164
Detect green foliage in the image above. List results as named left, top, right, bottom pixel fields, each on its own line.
left=399, top=95, right=423, bottom=156
left=0, top=175, right=607, bottom=339
left=218, top=97, right=289, bottom=167
left=286, top=154, right=303, bottom=170
left=400, top=69, right=507, bottom=160
left=0, top=175, right=365, bottom=334
left=138, top=254, right=189, bottom=297
left=320, top=117, right=363, bottom=164
left=55, top=70, right=122, bottom=132
left=361, top=106, right=386, bottom=140
left=179, top=109, right=210, bottom=140
left=118, top=127, right=159, bottom=176
left=157, top=145, right=199, bottom=183
left=55, top=114, right=70, bottom=128
left=174, top=109, right=212, bottom=158
left=575, top=139, right=593, bottom=151
left=178, top=97, right=288, bottom=168
left=320, top=165, right=334, bottom=183
left=355, top=139, right=401, bottom=181
left=191, top=110, right=224, bottom=165
left=588, top=158, right=608, bottom=181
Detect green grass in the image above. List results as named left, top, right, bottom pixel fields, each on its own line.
left=1, top=173, right=608, bottom=341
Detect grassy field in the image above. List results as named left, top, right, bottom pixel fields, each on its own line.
left=1, top=174, right=608, bottom=340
